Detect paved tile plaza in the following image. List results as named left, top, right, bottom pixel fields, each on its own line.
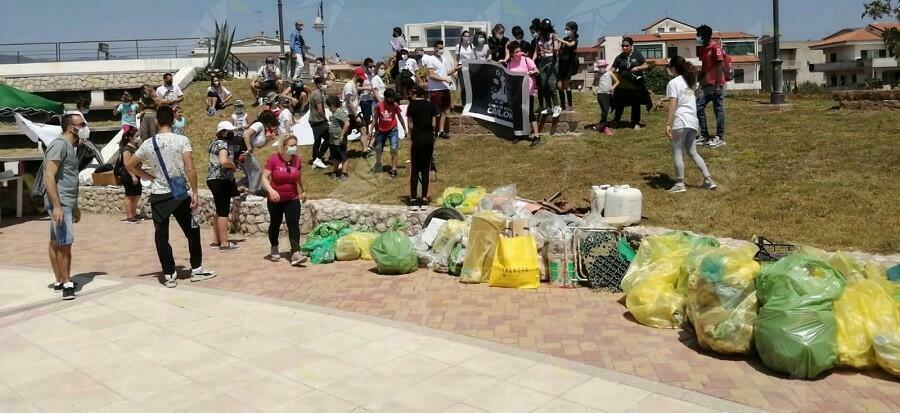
left=0, top=214, right=897, bottom=412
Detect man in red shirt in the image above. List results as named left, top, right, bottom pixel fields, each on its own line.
left=372, top=89, right=408, bottom=178
left=696, top=25, right=727, bottom=148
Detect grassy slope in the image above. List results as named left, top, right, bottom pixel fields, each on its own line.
left=181, top=80, right=900, bottom=253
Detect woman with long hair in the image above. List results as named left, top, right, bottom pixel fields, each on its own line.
left=389, top=27, right=408, bottom=81
left=137, top=84, right=162, bottom=142
left=116, top=125, right=142, bottom=223
left=242, top=110, right=279, bottom=196
left=261, top=135, right=308, bottom=266
left=664, top=56, right=717, bottom=194
left=206, top=76, right=232, bottom=116
left=533, top=19, right=561, bottom=118
left=506, top=41, right=541, bottom=145
left=557, top=21, right=579, bottom=112
left=488, top=24, right=510, bottom=63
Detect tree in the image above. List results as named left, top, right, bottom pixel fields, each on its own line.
left=862, top=0, right=900, bottom=59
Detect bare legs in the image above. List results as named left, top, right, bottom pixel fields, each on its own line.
left=48, top=241, right=71, bottom=284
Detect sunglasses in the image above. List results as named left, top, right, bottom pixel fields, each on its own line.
left=621, top=44, right=632, bottom=47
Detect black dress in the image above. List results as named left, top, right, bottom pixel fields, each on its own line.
left=557, top=36, right=579, bottom=81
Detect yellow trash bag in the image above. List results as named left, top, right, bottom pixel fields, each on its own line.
left=335, top=237, right=361, bottom=261
left=489, top=234, right=541, bottom=289
left=622, top=231, right=719, bottom=328
left=873, top=332, right=900, bottom=378
left=432, top=220, right=468, bottom=254
left=685, top=243, right=761, bottom=354
left=834, top=279, right=900, bottom=369
left=460, top=212, right=506, bottom=284
left=341, top=232, right=379, bottom=261
left=458, top=187, right=487, bottom=214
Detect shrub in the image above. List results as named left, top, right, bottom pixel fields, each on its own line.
left=794, top=81, right=826, bottom=95
left=643, top=64, right=671, bottom=96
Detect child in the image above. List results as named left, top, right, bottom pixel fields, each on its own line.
left=113, top=92, right=138, bottom=127
left=594, top=59, right=619, bottom=135
left=372, top=88, right=407, bottom=178
left=172, top=105, right=187, bottom=135
left=664, top=56, right=716, bottom=193
left=405, top=86, right=437, bottom=211
left=326, top=95, right=350, bottom=181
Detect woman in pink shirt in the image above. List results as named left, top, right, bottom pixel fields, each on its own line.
left=261, top=135, right=308, bottom=266
left=506, top=41, right=541, bottom=146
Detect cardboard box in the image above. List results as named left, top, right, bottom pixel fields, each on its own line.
left=92, top=171, right=120, bottom=186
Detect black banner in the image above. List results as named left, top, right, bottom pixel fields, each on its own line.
left=461, top=61, right=532, bottom=136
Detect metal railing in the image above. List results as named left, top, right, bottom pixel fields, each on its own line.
left=0, top=38, right=210, bottom=63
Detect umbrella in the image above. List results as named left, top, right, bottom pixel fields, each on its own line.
left=0, top=84, right=64, bottom=117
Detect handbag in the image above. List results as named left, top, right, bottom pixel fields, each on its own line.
left=150, top=136, right=189, bottom=200
left=489, top=234, right=541, bottom=289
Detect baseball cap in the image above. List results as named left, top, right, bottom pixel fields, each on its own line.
left=265, top=91, right=279, bottom=104
left=216, top=121, right=236, bottom=132
left=234, top=99, right=245, bottom=107
left=265, top=56, right=275, bottom=64
left=354, top=67, right=367, bottom=80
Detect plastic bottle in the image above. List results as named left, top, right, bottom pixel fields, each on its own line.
left=191, top=211, right=200, bottom=229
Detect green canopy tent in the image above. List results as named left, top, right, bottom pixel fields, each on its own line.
left=0, top=84, right=64, bottom=117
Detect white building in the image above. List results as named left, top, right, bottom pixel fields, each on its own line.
left=592, top=18, right=761, bottom=90
left=191, top=33, right=315, bottom=77
left=758, top=38, right=825, bottom=92
left=809, top=23, right=900, bottom=89
left=404, top=21, right=491, bottom=51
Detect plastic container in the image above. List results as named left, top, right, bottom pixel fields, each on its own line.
left=603, top=185, right=642, bottom=227
left=590, top=185, right=611, bottom=215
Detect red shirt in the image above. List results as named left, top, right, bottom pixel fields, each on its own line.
left=265, top=154, right=302, bottom=201
left=374, top=101, right=403, bottom=133
left=699, top=41, right=726, bottom=86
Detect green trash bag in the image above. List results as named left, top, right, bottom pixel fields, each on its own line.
left=301, top=235, right=338, bottom=265
left=754, top=253, right=846, bottom=379
left=309, top=221, right=351, bottom=241
left=370, top=231, right=418, bottom=275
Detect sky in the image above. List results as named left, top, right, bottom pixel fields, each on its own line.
left=0, top=0, right=886, bottom=60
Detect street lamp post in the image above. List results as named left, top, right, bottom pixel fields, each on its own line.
left=770, top=0, right=785, bottom=104
left=314, top=1, right=326, bottom=65
left=277, top=0, right=289, bottom=74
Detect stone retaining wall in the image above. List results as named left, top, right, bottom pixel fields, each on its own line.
left=834, top=89, right=900, bottom=110
left=77, top=185, right=428, bottom=236
left=1, top=71, right=169, bottom=93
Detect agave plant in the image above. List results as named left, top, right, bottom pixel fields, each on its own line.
left=209, top=20, right=236, bottom=74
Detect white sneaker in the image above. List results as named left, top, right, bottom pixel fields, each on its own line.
left=667, top=183, right=687, bottom=194
left=633, top=125, right=641, bottom=132
left=163, top=272, right=177, bottom=288
left=190, top=267, right=217, bottom=282
left=290, top=252, right=308, bottom=266
left=312, top=158, right=328, bottom=169
left=552, top=106, right=562, bottom=118
left=246, top=195, right=265, bottom=202
left=540, top=107, right=551, bottom=115
left=701, top=179, right=718, bottom=190
left=707, top=136, right=726, bottom=148
left=267, top=246, right=282, bottom=262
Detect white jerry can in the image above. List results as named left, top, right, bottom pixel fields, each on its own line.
left=590, top=185, right=611, bottom=215
left=603, top=185, right=643, bottom=227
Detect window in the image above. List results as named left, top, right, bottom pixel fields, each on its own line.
left=444, top=26, right=462, bottom=47
left=667, top=46, right=678, bottom=58
left=879, top=49, right=888, bottom=58
left=425, top=27, right=443, bottom=48
left=410, top=36, right=420, bottom=42
left=830, top=53, right=837, bottom=63
left=831, top=75, right=837, bottom=87
left=669, top=27, right=676, bottom=32
left=634, top=44, right=663, bottom=59
left=723, top=41, right=755, bottom=56
left=861, top=50, right=868, bottom=59
left=733, top=69, right=745, bottom=83
left=840, top=75, right=846, bottom=86
left=851, top=74, right=858, bottom=84
left=658, top=27, right=665, bottom=33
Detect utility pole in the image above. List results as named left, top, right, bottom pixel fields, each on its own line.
left=277, top=0, right=288, bottom=73
left=314, top=1, right=326, bottom=64
left=770, top=0, right=785, bottom=104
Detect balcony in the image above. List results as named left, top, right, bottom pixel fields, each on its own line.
left=810, top=58, right=900, bottom=72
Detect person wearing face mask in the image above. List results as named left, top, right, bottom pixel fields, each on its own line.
left=534, top=19, right=562, bottom=118
left=261, top=135, right=308, bottom=266
left=114, top=92, right=138, bottom=127
left=557, top=21, right=579, bottom=112
left=695, top=24, right=727, bottom=148
left=371, top=62, right=388, bottom=102
left=75, top=98, right=91, bottom=117
left=156, top=73, right=184, bottom=106
left=290, top=20, right=307, bottom=80
left=326, top=95, right=350, bottom=180
left=611, top=37, right=651, bottom=131
left=252, top=57, right=284, bottom=106
left=506, top=41, right=542, bottom=146
left=207, top=121, right=239, bottom=251
left=389, top=27, right=408, bottom=80
left=230, top=100, right=249, bottom=157
left=343, top=67, right=373, bottom=158
left=242, top=110, right=280, bottom=196
left=372, top=88, right=407, bottom=178
left=511, top=26, right=533, bottom=57
left=473, top=32, right=490, bottom=59
left=116, top=125, right=143, bottom=224
left=456, top=31, right=479, bottom=108
left=397, top=49, right=418, bottom=99
left=593, top=59, right=619, bottom=135
left=43, top=113, right=85, bottom=300
left=137, top=84, right=163, bottom=142
left=206, top=77, right=232, bottom=116
left=528, top=19, right=545, bottom=110
left=314, top=57, right=335, bottom=87
left=664, top=56, right=716, bottom=194
left=359, top=58, right=377, bottom=135
left=422, top=41, right=460, bottom=139
left=488, top=24, right=510, bottom=63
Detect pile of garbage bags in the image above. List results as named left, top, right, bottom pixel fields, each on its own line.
left=300, top=221, right=418, bottom=277
left=436, top=186, right=487, bottom=215
left=621, top=231, right=900, bottom=380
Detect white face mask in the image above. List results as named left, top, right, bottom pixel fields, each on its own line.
left=267, top=64, right=275, bottom=71
left=81, top=108, right=90, bottom=115
left=696, top=37, right=704, bottom=46
left=477, top=38, right=486, bottom=45
left=401, top=54, right=409, bottom=60
left=565, top=30, right=572, bottom=37
left=495, top=33, right=503, bottom=40
left=76, top=125, right=91, bottom=141
left=286, top=145, right=298, bottom=155
left=377, top=69, right=386, bottom=76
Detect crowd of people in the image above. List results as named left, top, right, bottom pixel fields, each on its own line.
left=39, top=18, right=730, bottom=300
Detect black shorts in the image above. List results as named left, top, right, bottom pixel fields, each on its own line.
left=257, top=79, right=277, bottom=91
left=329, top=143, right=348, bottom=163
left=207, top=179, right=237, bottom=217
left=360, top=100, right=374, bottom=125
left=206, top=91, right=226, bottom=109
left=121, top=173, right=142, bottom=196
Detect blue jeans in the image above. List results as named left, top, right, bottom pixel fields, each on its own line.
left=48, top=206, right=74, bottom=246
left=375, top=128, right=400, bottom=153
left=696, top=85, right=725, bottom=139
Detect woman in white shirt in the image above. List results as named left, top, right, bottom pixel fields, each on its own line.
left=206, top=77, right=232, bottom=116
left=664, top=56, right=716, bottom=194
left=371, top=62, right=388, bottom=102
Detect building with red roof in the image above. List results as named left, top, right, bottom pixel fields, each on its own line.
left=808, top=23, right=900, bottom=88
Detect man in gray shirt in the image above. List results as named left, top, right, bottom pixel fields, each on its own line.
left=44, top=113, right=85, bottom=300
